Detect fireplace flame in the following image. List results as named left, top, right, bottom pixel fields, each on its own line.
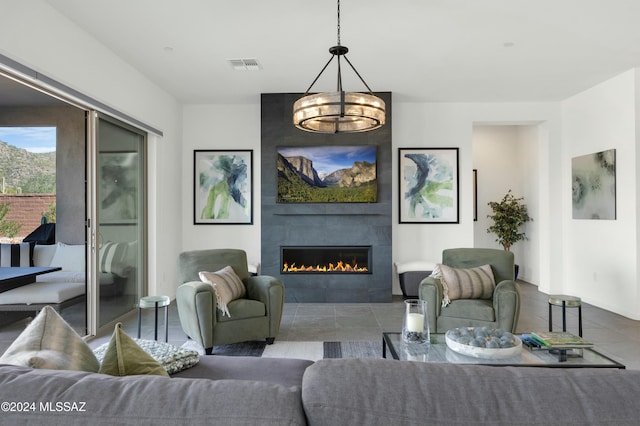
left=282, top=261, right=368, bottom=273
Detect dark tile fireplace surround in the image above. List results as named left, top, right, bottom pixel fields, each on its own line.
left=261, top=93, right=392, bottom=302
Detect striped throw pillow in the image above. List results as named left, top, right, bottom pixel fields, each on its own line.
left=199, top=266, right=246, bottom=318
left=0, top=242, right=35, bottom=267
left=437, top=263, right=495, bottom=307
left=99, top=241, right=129, bottom=276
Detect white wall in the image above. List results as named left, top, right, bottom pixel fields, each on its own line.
left=562, top=70, right=639, bottom=319
left=472, top=125, right=540, bottom=284
left=181, top=104, right=262, bottom=266
left=517, top=125, right=541, bottom=285
left=1, top=0, right=183, bottom=298
left=392, top=102, right=560, bottom=294
left=473, top=126, right=524, bottom=251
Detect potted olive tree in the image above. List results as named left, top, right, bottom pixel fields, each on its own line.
left=487, top=190, right=531, bottom=279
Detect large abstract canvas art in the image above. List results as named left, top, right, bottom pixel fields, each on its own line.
left=572, top=149, right=616, bottom=220
left=194, top=150, right=253, bottom=224
left=399, top=148, right=459, bottom=223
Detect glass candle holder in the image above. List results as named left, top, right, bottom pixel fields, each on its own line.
left=402, top=299, right=430, bottom=344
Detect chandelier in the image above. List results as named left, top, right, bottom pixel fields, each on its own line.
left=293, top=0, right=386, bottom=133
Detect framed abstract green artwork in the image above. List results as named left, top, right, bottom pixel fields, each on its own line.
left=398, top=147, right=459, bottom=224
left=194, top=150, right=253, bottom=224
left=572, top=149, right=616, bottom=220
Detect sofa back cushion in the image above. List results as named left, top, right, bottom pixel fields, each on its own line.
left=0, top=365, right=307, bottom=426
left=33, top=243, right=57, bottom=267
left=302, top=359, right=640, bottom=426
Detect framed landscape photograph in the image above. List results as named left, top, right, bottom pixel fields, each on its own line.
left=194, top=150, right=253, bottom=224
left=398, top=147, right=459, bottom=223
left=277, top=145, right=377, bottom=203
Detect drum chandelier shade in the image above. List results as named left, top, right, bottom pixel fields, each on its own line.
left=293, top=0, right=386, bottom=133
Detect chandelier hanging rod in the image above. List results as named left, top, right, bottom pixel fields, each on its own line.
left=302, top=0, right=374, bottom=96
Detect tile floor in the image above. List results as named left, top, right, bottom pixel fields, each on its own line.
left=1, top=282, right=639, bottom=369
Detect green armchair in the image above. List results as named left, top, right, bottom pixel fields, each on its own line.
left=176, top=249, right=284, bottom=354
left=419, top=248, right=520, bottom=333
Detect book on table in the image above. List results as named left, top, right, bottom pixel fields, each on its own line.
left=529, top=331, right=593, bottom=348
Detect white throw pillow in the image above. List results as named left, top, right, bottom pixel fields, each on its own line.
left=0, top=306, right=99, bottom=371
left=199, top=266, right=246, bottom=317
left=49, top=242, right=85, bottom=271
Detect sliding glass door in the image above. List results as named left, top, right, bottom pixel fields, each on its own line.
left=93, top=114, right=146, bottom=329
left=0, top=65, right=151, bottom=339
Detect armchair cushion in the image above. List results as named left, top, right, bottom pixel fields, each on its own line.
left=199, top=266, right=246, bottom=317
left=217, top=298, right=266, bottom=323
left=439, top=299, right=495, bottom=322
left=436, top=263, right=495, bottom=306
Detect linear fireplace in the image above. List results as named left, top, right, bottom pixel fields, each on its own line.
left=261, top=92, right=392, bottom=302
left=281, top=246, right=372, bottom=274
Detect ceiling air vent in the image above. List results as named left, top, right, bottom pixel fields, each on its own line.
left=228, top=58, right=262, bottom=71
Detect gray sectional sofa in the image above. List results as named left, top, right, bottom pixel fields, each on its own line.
left=2, top=355, right=640, bottom=425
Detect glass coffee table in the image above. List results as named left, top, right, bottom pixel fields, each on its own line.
left=382, top=332, right=625, bottom=369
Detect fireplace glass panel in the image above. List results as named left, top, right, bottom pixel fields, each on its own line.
left=281, top=246, right=371, bottom=274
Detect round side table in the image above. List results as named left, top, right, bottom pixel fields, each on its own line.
left=548, top=294, right=582, bottom=337
left=137, top=295, right=171, bottom=342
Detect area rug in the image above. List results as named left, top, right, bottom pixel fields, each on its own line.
left=181, top=339, right=382, bottom=360
left=323, top=341, right=382, bottom=359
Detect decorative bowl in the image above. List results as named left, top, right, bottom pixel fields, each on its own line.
left=445, top=326, right=522, bottom=359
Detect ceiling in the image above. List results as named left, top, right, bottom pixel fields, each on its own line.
left=9, top=1, right=640, bottom=106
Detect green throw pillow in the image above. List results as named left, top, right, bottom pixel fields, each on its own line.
left=0, top=305, right=100, bottom=372
left=93, top=338, right=200, bottom=375
left=98, top=323, right=169, bottom=377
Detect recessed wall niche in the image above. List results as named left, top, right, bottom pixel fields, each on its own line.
left=261, top=92, right=392, bottom=302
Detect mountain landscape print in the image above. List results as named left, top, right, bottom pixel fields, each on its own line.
left=277, top=146, right=377, bottom=203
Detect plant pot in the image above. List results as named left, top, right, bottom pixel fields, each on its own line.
left=514, top=264, right=519, bottom=280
